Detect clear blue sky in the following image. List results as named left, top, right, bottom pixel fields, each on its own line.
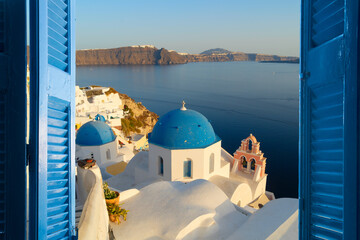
left=76, top=0, right=300, bottom=56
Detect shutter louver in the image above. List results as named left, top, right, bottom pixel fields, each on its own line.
left=311, top=0, right=344, bottom=47
left=48, top=0, right=69, bottom=71
left=47, top=96, right=71, bottom=239
left=0, top=0, right=5, bottom=52
left=0, top=94, right=5, bottom=236
left=309, top=82, right=344, bottom=239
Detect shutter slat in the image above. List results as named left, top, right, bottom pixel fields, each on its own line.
left=47, top=0, right=69, bottom=71
left=48, top=127, right=67, bottom=137
left=48, top=117, right=67, bottom=129
left=48, top=153, right=68, bottom=162
left=48, top=108, right=67, bottom=120
left=48, top=97, right=68, bottom=112
left=48, top=196, right=68, bottom=208
left=48, top=171, right=68, bottom=181
left=47, top=187, right=68, bottom=199
left=49, top=0, right=67, bottom=11
left=47, top=228, right=69, bottom=240
left=312, top=193, right=343, bottom=208
left=311, top=225, right=343, bottom=239
left=49, top=36, right=68, bottom=56
left=312, top=182, right=343, bottom=196
left=312, top=161, right=342, bottom=173
left=311, top=0, right=344, bottom=47
left=47, top=212, right=68, bottom=226
left=48, top=204, right=69, bottom=217
left=47, top=220, right=69, bottom=235
left=49, top=55, right=68, bottom=71
left=311, top=204, right=343, bottom=221
left=48, top=46, right=68, bottom=63
left=47, top=179, right=68, bottom=190
left=48, top=162, right=68, bottom=171
left=48, top=0, right=67, bottom=19
left=45, top=97, right=72, bottom=238
left=48, top=145, right=68, bottom=154
left=48, top=135, right=67, bottom=145
left=48, top=27, right=67, bottom=46
left=48, top=8, right=67, bottom=29
left=311, top=138, right=342, bottom=150
left=48, top=19, right=67, bottom=42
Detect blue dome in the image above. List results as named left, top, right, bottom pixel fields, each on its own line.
left=76, top=121, right=116, bottom=146
left=149, top=108, right=220, bottom=149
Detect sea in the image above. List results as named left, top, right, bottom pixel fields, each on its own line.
left=76, top=61, right=299, bottom=198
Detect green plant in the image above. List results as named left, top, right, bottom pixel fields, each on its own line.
left=107, top=203, right=129, bottom=224
left=103, top=182, right=118, bottom=200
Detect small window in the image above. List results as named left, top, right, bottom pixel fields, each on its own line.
left=248, top=140, right=253, bottom=151
left=106, top=149, right=111, bottom=160
left=158, top=156, right=164, bottom=176
left=209, top=153, right=215, bottom=173
left=184, top=159, right=192, bottom=178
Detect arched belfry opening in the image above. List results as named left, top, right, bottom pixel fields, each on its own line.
left=251, top=159, right=256, bottom=171
left=241, top=156, right=247, bottom=170
left=248, top=140, right=253, bottom=151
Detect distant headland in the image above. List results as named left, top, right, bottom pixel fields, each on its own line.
left=76, top=46, right=299, bottom=66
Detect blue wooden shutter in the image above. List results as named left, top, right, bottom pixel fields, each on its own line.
left=30, top=0, right=76, bottom=239
left=0, top=0, right=27, bottom=239
left=300, top=0, right=359, bottom=239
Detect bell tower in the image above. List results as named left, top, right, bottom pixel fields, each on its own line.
left=232, top=134, right=267, bottom=181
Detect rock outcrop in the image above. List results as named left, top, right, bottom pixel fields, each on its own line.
left=105, top=88, right=158, bottom=136
left=76, top=46, right=186, bottom=66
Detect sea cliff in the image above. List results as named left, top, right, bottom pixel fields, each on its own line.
left=76, top=46, right=186, bottom=65
left=76, top=46, right=299, bottom=65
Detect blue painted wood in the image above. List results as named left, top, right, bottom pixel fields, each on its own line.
left=0, top=0, right=27, bottom=239
left=300, top=0, right=359, bottom=239
left=30, top=0, right=75, bottom=239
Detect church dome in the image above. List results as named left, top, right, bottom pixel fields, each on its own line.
left=149, top=104, right=220, bottom=149
left=76, top=121, right=116, bottom=146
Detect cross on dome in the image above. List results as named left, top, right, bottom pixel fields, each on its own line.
left=180, top=100, right=187, bottom=111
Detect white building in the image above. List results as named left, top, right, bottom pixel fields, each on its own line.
left=75, top=119, right=134, bottom=179
left=75, top=86, right=124, bottom=127
left=111, top=102, right=272, bottom=208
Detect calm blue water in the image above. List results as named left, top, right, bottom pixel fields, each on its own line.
left=77, top=61, right=299, bottom=198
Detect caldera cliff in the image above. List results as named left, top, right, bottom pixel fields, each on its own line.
left=76, top=46, right=299, bottom=65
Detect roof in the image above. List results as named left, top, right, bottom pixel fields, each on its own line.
left=76, top=121, right=116, bottom=146
left=131, top=134, right=145, bottom=141
left=149, top=108, right=220, bottom=149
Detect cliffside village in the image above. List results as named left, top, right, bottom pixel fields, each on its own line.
left=75, top=87, right=298, bottom=239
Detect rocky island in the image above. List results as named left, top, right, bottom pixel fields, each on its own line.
left=76, top=46, right=299, bottom=66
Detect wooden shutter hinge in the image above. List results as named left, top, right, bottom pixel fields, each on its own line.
left=71, top=227, right=77, bottom=239
left=300, top=72, right=310, bottom=81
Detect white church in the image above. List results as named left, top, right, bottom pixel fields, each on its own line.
left=108, top=102, right=273, bottom=208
